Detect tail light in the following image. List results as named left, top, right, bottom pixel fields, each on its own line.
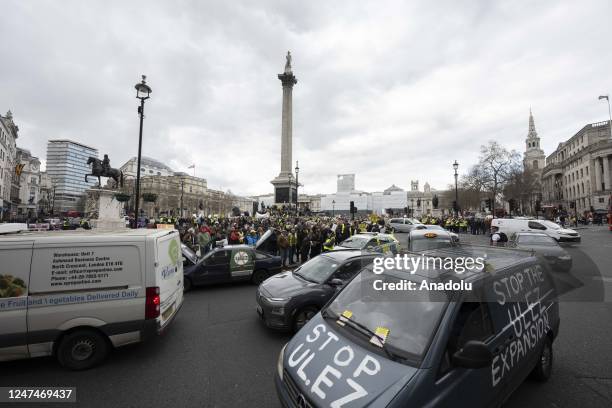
left=145, top=286, right=160, bottom=319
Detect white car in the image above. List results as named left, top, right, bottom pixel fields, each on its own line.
left=388, top=217, right=424, bottom=233
left=491, top=218, right=580, bottom=243
left=335, top=233, right=401, bottom=254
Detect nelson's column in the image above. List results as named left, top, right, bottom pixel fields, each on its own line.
left=271, top=51, right=298, bottom=204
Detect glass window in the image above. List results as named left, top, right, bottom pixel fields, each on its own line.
left=292, top=256, right=339, bottom=284
left=326, top=271, right=448, bottom=363
left=339, top=236, right=370, bottom=249
left=517, top=234, right=556, bottom=245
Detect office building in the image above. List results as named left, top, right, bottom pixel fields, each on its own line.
left=46, top=139, right=98, bottom=213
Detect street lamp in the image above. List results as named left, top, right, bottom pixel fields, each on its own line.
left=133, top=75, right=152, bottom=228
left=599, top=95, right=612, bottom=139
left=453, top=160, right=459, bottom=216
left=332, top=200, right=336, bottom=217
left=295, top=161, right=299, bottom=215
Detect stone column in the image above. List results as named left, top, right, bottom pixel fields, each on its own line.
left=594, top=157, right=602, bottom=192
left=278, top=72, right=297, bottom=176
left=603, top=155, right=611, bottom=191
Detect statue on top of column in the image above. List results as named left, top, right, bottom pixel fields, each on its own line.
left=284, top=51, right=292, bottom=74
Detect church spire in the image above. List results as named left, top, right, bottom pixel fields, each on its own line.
left=528, top=108, right=537, bottom=139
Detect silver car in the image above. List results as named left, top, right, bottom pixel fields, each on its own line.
left=388, top=217, right=424, bottom=233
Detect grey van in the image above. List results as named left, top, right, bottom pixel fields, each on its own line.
left=275, top=248, right=559, bottom=407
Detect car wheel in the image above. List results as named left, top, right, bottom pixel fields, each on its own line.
left=251, top=269, right=268, bottom=285
left=293, top=306, right=318, bottom=332
left=56, top=329, right=109, bottom=370
left=531, top=337, right=553, bottom=381
left=183, top=277, right=192, bottom=292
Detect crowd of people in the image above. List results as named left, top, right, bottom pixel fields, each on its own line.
left=171, top=212, right=506, bottom=267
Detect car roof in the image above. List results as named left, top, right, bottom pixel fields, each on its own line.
left=352, top=233, right=395, bottom=239
left=515, top=231, right=549, bottom=236
left=409, top=229, right=453, bottom=238
left=389, top=245, right=537, bottom=285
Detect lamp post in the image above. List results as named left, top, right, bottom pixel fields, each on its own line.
left=599, top=95, right=612, bottom=139
left=332, top=200, right=336, bottom=217
left=288, top=173, right=293, bottom=213
left=133, top=75, right=152, bottom=228
left=453, top=160, right=459, bottom=216
left=295, top=161, right=299, bottom=215
left=180, top=178, right=185, bottom=219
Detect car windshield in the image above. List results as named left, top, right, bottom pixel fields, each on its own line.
left=327, top=270, right=448, bottom=364
left=293, top=255, right=339, bottom=284
left=411, top=237, right=452, bottom=252
left=339, top=236, right=370, bottom=249
left=181, top=244, right=198, bottom=264
left=540, top=220, right=561, bottom=230
left=518, top=235, right=557, bottom=245
left=426, top=225, right=444, bottom=231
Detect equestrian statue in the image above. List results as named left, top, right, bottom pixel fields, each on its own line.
left=86, top=154, right=124, bottom=188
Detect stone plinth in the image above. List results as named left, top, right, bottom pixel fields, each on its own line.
left=85, top=188, right=126, bottom=230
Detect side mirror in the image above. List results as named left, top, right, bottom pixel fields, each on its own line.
left=451, top=340, right=492, bottom=369
left=328, top=278, right=344, bottom=287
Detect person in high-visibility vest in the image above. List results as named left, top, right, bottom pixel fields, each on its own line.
left=323, top=233, right=335, bottom=252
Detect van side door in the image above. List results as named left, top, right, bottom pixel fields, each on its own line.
left=0, top=241, right=33, bottom=361
left=430, top=296, right=508, bottom=407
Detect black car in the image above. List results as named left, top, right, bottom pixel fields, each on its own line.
left=182, top=244, right=282, bottom=291
left=256, top=250, right=376, bottom=332
left=511, top=232, right=572, bottom=272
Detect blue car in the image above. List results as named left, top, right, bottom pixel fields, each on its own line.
left=182, top=244, right=282, bottom=291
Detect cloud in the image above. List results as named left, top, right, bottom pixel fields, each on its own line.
left=1, top=0, right=611, bottom=197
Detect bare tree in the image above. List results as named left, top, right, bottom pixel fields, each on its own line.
left=464, top=141, right=521, bottom=215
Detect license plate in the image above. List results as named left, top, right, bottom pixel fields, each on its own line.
left=162, top=302, right=175, bottom=320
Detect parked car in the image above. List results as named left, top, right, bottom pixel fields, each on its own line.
left=388, top=217, right=424, bottom=233
left=256, top=250, right=376, bottom=332
left=276, top=248, right=560, bottom=408
left=334, top=233, right=400, bottom=255
left=491, top=218, right=580, bottom=243
left=510, top=231, right=572, bottom=272
left=182, top=244, right=281, bottom=291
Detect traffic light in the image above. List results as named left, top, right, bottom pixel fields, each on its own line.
left=350, top=201, right=355, bottom=213
left=404, top=206, right=408, bottom=214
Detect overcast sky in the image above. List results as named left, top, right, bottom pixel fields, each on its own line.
left=1, top=0, right=611, bottom=196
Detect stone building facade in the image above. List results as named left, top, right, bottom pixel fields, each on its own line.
left=13, top=148, right=41, bottom=219
left=0, top=111, right=18, bottom=220
left=541, top=120, right=612, bottom=214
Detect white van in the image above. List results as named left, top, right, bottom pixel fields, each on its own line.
left=0, top=228, right=183, bottom=369
left=491, top=218, right=581, bottom=242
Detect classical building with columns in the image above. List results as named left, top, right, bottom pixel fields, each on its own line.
left=541, top=120, right=612, bottom=214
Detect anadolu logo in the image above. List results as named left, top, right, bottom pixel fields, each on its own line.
left=168, top=240, right=179, bottom=265
left=234, top=251, right=250, bottom=266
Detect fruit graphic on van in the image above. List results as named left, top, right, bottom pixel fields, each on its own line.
left=0, top=274, right=27, bottom=298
